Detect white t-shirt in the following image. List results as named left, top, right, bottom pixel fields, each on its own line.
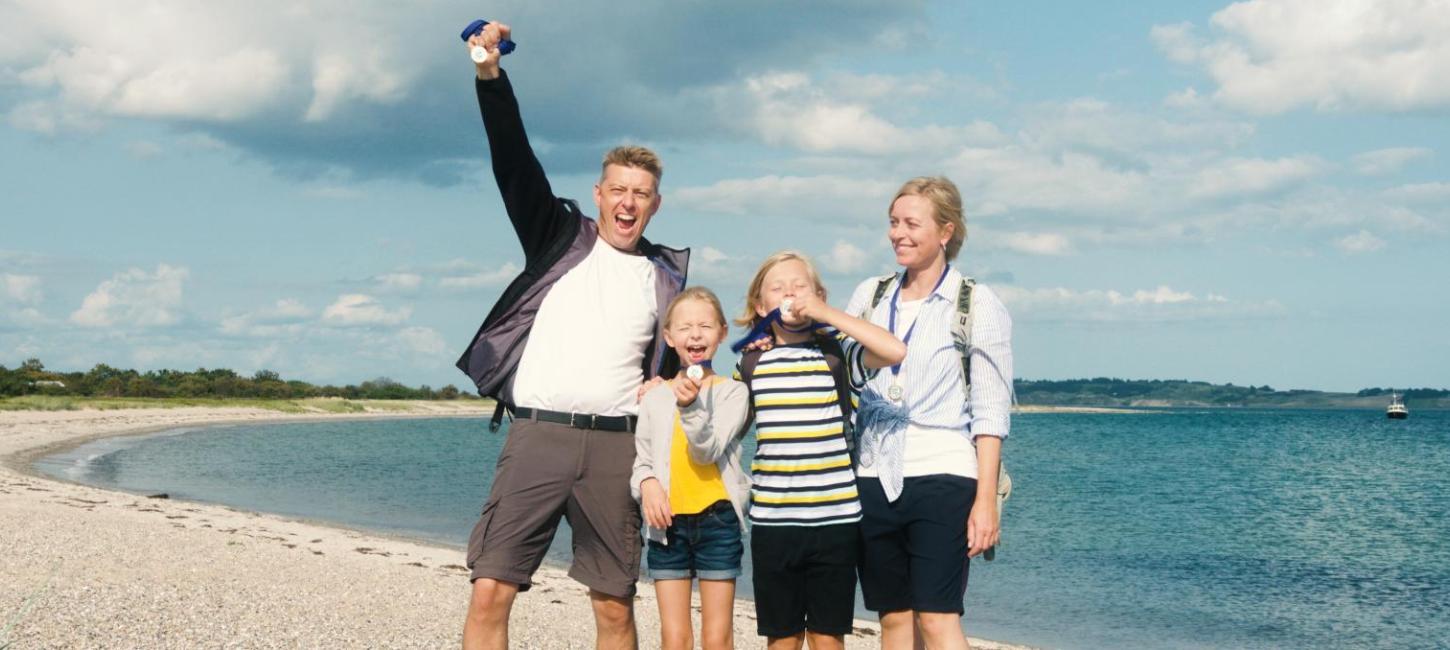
left=511, top=237, right=658, bottom=416
left=854, top=296, right=978, bottom=480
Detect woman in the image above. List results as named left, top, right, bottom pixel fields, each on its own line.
left=846, top=176, right=1013, bottom=650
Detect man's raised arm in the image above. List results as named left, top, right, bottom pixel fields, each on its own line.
left=468, top=22, right=571, bottom=265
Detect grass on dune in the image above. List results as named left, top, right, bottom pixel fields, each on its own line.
left=0, top=396, right=494, bottom=413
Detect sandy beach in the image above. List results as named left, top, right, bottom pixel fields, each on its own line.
left=0, top=406, right=1032, bottom=649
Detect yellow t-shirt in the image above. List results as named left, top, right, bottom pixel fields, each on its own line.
left=668, top=381, right=730, bottom=515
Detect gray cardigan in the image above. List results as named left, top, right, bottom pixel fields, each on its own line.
left=629, top=377, right=752, bottom=544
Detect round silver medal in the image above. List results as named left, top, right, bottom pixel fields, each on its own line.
left=686, top=365, right=704, bottom=381
left=780, top=298, right=794, bottom=320
left=470, top=46, right=489, bottom=63
left=887, top=384, right=904, bottom=401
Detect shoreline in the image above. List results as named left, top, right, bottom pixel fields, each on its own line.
left=0, top=406, right=1033, bottom=649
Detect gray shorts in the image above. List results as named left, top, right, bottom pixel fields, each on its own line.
left=465, top=418, right=642, bottom=598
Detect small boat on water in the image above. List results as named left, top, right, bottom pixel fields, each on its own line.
left=1387, top=393, right=1408, bottom=420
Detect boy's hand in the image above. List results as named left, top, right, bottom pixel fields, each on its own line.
left=673, top=372, right=702, bottom=407
left=640, top=478, right=672, bottom=529
left=785, top=293, right=829, bottom=325
left=467, top=21, right=511, bottom=80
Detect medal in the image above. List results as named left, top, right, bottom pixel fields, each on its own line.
left=470, top=46, right=489, bottom=62
left=780, top=298, right=794, bottom=321
left=686, top=365, right=704, bottom=381
left=887, top=384, right=904, bottom=402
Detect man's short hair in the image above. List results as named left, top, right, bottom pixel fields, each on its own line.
left=601, top=146, right=663, bottom=183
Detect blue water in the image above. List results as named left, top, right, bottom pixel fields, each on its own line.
left=36, top=410, right=1450, bottom=649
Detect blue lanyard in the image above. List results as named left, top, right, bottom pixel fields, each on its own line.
left=888, top=264, right=951, bottom=376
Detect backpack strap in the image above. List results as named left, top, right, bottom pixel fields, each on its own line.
left=952, top=276, right=976, bottom=402
left=861, top=273, right=897, bottom=318
left=814, top=332, right=857, bottom=456
left=734, top=348, right=763, bottom=399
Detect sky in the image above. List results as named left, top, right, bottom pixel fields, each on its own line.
left=2, top=0, right=1447, bottom=392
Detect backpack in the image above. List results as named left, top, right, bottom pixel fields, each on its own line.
left=861, top=272, right=1012, bottom=561
left=735, top=331, right=858, bottom=455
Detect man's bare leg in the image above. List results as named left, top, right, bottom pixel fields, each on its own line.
left=590, top=589, right=638, bottom=650
left=462, top=578, right=519, bottom=650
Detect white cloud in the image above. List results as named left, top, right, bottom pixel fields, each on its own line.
left=1335, top=230, right=1387, bottom=253
left=1352, top=147, right=1432, bottom=175
left=1, top=2, right=414, bottom=128
left=439, top=262, right=520, bottom=290
left=727, top=72, right=1004, bottom=155
left=996, top=232, right=1073, bottom=256
left=219, top=299, right=312, bottom=337
left=674, top=175, right=898, bottom=221
left=374, top=272, right=422, bottom=293
left=996, top=284, right=1279, bottom=322
left=1163, top=87, right=1206, bottom=110
left=1383, top=182, right=1450, bottom=203
left=321, top=294, right=410, bottom=327
left=821, top=241, right=870, bottom=274
left=1187, top=156, right=1323, bottom=200
left=1, top=274, right=42, bottom=303
left=70, top=264, right=188, bottom=328
left=1154, top=0, right=1450, bottom=114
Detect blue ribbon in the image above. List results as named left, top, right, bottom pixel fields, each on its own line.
left=729, top=308, right=824, bottom=353
left=459, top=20, right=518, bottom=55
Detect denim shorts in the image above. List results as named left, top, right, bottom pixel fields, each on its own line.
left=647, top=500, right=744, bottom=580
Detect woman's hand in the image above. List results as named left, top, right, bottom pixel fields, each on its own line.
left=966, top=497, right=999, bottom=558
left=640, top=478, right=672, bottom=529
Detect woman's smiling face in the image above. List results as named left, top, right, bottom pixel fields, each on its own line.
left=889, top=194, right=952, bottom=271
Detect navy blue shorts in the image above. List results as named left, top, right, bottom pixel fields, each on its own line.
left=646, top=500, right=743, bottom=581
left=857, top=475, right=977, bottom=614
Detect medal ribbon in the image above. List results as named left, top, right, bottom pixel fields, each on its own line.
left=887, top=264, right=952, bottom=380
left=729, top=307, right=825, bottom=353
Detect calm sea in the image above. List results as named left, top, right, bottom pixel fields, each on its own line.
left=35, top=410, right=1450, bottom=649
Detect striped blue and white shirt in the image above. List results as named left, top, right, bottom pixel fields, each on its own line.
left=843, top=267, right=1013, bottom=480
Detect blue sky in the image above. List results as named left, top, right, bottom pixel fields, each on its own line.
left=2, top=0, right=1446, bottom=392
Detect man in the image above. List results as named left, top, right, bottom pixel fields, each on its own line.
left=455, top=21, right=689, bottom=650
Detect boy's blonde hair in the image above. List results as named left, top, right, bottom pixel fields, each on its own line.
left=601, top=146, right=663, bottom=185
left=665, top=286, right=728, bottom=330
left=893, top=176, right=966, bottom=260
left=734, top=250, right=828, bottom=328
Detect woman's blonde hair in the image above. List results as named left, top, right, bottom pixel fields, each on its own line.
left=734, top=250, right=827, bottom=328
left=664, top=286, right=727, bottom=329
left=892, top=176, right=966, bottom=260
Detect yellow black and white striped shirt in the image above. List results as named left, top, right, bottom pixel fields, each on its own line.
left=742, top=342, right=862, bottom=527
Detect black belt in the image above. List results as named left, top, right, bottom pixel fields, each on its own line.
left=509, top=406, right=637, bottom=433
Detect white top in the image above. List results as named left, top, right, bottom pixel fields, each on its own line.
left=844, top=267, right=1014, bottom=481
left=853, top=297, right=976, bottom=479
left=511, top=238, right=658, bottom=416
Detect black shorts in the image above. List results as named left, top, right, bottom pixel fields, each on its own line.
left=857, top=474, right=976, bottom=614
left=750, top=522, right=860, bottom=637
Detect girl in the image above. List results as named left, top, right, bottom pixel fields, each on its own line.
left=734, top=251, right=906, bottom=650
left=631, top=287, right=752, bottom=650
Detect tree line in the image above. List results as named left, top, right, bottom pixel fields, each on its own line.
left=1, top=359, right=473, bottom=401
